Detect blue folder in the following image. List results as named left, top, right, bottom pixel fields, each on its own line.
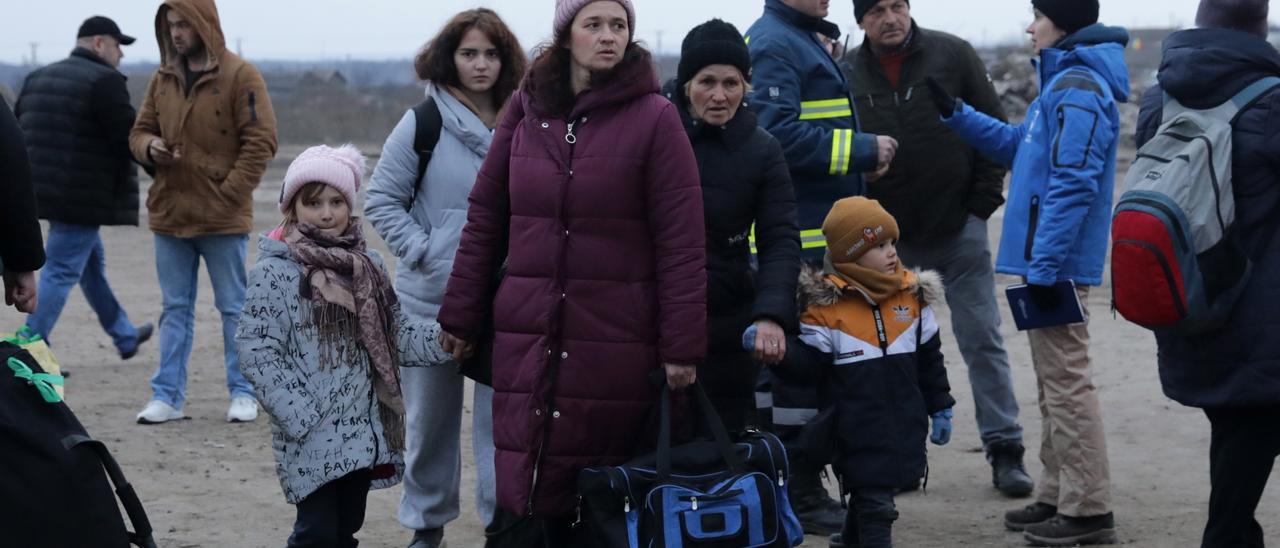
left=1005, top=280, right=1086, bottom=331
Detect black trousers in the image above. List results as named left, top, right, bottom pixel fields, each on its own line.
left=842, top=488, right=898, bottom=548
left=1202, top=406, right=1280, bottom=548
left=288, top=469, right=373, bottom=548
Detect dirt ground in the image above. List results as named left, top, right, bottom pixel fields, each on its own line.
left=2, top=145, right=1277, bottom=548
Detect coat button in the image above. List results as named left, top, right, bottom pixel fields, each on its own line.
left=552, top=410, right=561, bottom=418
left=564, top=229, right=570, bottom=236
left=561, top=351, right=569, bottom=359
left=541, top=122, right=549, bottom=128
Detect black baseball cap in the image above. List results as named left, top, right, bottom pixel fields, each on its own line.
left=77, top=16, right=136, bottom=45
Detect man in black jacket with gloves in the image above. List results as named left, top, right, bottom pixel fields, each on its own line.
left=844, top=0, right=1032, bottom=498
left=13, top=15, right=152, bottom=358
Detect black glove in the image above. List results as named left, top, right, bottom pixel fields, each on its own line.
left=1027, top=283, right=1062, bottom=310
left=925, top=76, right=957, bottom=118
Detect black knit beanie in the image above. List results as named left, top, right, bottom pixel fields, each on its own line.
left=1197, top=0, right=1270, bottom=38
left=1032, top=0, right=1100, bottom=34
left=854, top=0, right=910, bottom=23
left=677, top=19, right=752, bottom=96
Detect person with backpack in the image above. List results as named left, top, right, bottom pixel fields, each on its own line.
left=364, top=9, right=526, bottom=548
left=931, top=0, right=1126, bottom=544
left=236, top=144, right=454, bottom=547
left=1133, top=1, right=1280, bottom=546
left=436, top=0, right=706, bottom=543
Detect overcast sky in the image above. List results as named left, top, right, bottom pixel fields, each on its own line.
left=2, top=1, right=1240, bottom=65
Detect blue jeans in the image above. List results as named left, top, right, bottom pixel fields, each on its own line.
left=897, top=215, right=1024, bottom=449
left=24, top=222, right=140, bottom=354
left=149, top=233, right=253, bottom=407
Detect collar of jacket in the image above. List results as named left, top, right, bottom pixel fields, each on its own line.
left=765, top=0, right=841, bottom=40
left=1036, top=23, right=1128, bottom=81
left=678, top=100, right=759, bottom=150
left=70, top=47, right=114, bottom=70
left=565, top=49, right=661, bottom=120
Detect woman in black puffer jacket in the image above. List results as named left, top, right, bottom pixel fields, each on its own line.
left=666, top=19, right=800, bottom=432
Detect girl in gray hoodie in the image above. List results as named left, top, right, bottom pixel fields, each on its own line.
left=235, top=144, right=452, bottom=547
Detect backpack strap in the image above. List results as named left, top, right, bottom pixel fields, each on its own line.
left=1163, top=76, right=1280, bottom=124
left=409, top=96, right=443, bottom=206
left=1229, top=76, right=1280, bottom=124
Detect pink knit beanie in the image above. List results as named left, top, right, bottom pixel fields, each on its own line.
left=554, top=0, right=636, bottom=37
left=279, top=144, right=366, bottom=214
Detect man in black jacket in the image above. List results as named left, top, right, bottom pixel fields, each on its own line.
left=1, top=101, right=42, bottom=313
left=845, top=0, right=1033, bottom=498
left=14, top=16, right=151, bottom=358
left=1136, top=1, right=1280, bottom=545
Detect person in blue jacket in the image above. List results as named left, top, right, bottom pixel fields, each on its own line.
left=930, top=0, right=1125, bottom=544
left=744, top=0, right=898, bottom=535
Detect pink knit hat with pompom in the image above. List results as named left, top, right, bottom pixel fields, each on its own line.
left=555, top=0, right=635, bottom=37
left=278, top=144, right=366, bottom=214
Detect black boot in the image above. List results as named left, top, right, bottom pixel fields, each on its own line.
left=1004, top=502, right=1057, bottom=532
left=988, top=440, right=1034, bottom=497
left=1024, top=513, right=1117, bottom=546
left=788, top=468, right=845, bottom=536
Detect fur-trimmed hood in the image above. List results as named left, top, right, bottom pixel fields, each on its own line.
left=797, top=263, right=944, bottom=311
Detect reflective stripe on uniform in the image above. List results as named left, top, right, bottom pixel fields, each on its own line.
left=829, top=128, right=853, bottom=176
left=800, top=228, right=825, bottom=250
left=752, top=227, right=824, bottom=253
left=799, top=98, right=853, bottom=120
left=755, top=391, right=773, bottom=409
left=772, top=406, right=818, bottom=426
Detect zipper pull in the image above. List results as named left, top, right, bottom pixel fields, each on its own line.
left=691, top=496, right=698, bottom=510
left=778, top=470, right=785, bottom=487
left=905, top=86, right=914, bottom=102
left=565, top=121, right=578, bottom=144
left=573, top=495, right=583, bottom=526
left=623, top=496, right=631, bottom=512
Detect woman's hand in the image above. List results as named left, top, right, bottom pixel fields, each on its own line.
left=439, top=330, right=475, bottom=361
left=751, top=319, right=787, bottom=364
left=664, top=362, right=697, bottom=390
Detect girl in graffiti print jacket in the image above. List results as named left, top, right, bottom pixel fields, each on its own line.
left=235, top=144, right=452, bottom=546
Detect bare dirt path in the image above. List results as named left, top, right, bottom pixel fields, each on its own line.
left=3, top=148, right=1276, bottom=547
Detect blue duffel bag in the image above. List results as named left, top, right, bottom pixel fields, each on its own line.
left=577, top=381, right=804, bottom=547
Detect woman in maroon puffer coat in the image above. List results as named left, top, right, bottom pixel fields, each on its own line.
left=436, top=0, right=706, bottom=539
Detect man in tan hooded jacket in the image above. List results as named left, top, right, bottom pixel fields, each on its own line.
left=129, top=0, right=277, bottom=425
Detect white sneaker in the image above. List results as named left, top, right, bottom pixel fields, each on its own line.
left=136, top=400, right=185, bottom=424
left=227, top=396, right=259, bottom=423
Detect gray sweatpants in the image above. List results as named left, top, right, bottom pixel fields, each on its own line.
left=398, top=364, right=497, bottom=531
left=897, top=215, right=1024, bottom=449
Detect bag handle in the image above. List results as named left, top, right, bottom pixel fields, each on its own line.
left=656, top=380, right=745, bottom=482
left=63, top=435, right=158, bottom=548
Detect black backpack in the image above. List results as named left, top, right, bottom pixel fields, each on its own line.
left=0, top=342, right=156, bottom=548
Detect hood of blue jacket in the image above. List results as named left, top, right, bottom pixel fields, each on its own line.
left=1158, top=27, right=1280, bottom=109
left=1039, top=23, right=1131, bottom=103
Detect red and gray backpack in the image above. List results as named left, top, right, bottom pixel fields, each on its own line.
left=1111, top=76, right=1280, bottom=334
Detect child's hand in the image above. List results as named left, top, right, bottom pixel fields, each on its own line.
left=439, top=330, right=474, bottom=361
left=930, top=408, right=953, bottom=446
